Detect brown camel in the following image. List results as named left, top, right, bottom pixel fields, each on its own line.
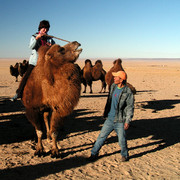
left=10, top=62, right=19, bottom=82
left=22, top=41, right=82, bottom=157
left=82, top=59, right=106, bottom=93
left=105, top=58, right=136, bottom=94
left=81, top=59, right=93, bottom=93
left=18, top=60, right=29, bottom=77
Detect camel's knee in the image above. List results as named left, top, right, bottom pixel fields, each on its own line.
left=50, top=131, right=58, bottom=140
left=36, top=129, right=43, bottom=138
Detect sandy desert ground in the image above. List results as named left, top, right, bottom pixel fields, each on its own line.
left=0, top=58, right=179, bottom=180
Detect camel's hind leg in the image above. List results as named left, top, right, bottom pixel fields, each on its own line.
left=88, top=82, right=93, bottom=93
left=89, top=84, right=93, bottom=93
left=49, top=111, right=64, bottom=158
left=102, top=80, right=106, bottom=93
left=15, top=76, right=18, bottom=82
left=83, top=84, right=87, bottom=93
left=99, top=80, right=105, bottom=93
left=26, top=108, right=45, bottom=156
left=99, top=76, right=106, bottom=93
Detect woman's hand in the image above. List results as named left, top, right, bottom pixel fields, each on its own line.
left=36, top=33, right=46, bottom=40
left=46, top=42, right=52, bottom=46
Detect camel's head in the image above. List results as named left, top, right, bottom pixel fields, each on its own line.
left=63, top=41, right=82, bottom=62
left=112, top=58, right=124, bottom=71
left=84, top=59, right=92, bottom=66
left=95, top=60, right=102, bottom=65
left=45, top=41, right=82, bottom=66
left=113, top=58, right=122, bottom=65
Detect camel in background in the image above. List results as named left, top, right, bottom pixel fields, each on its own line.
left=10, top=60, right=29, bottom=82
left=10, top=63, right=19, bottom=82
left=82, top=59, right=106, bottom=93
left=105, top=58, right=136, bottom=94
left=18, top=60, right=29, bottom=77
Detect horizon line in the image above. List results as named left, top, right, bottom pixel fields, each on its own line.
left=0, top=57, right=180, bottom=60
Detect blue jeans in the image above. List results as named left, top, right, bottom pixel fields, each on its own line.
left=91, top=118, right=129, bottom=157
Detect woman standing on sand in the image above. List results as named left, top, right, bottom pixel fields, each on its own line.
left=10, top=20, right=55, bottom=101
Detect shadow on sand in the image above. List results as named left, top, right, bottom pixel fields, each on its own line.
left=140, top=99, right=180, bottom=111
left=0, top=96, right=180, bottom=179
left=80, top=93, right=108, bottom=98
left=0, top=97, right=24, bottom=114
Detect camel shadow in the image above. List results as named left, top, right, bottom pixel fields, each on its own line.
left=0, top=155, right=89, bottom=180
left=0, top=111, right=35, bottom=145
left=1, top=115, right=179, bottom=179
left=0, top=98, right=35, bottom=145
left=80, top=93, right=108, bottom=98
left=57, top=109, right=104, bottom=141
left=136, top=90, right=157, bottom=93
left=140, top=99, right=180, bottom=111
left=0, top=105, right=99, bottom=145
left=0, top=97, right=24, bottom=114
left=0, top=96, right=180, bottom=179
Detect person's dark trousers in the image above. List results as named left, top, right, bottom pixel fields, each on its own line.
left=16, top=64, right=35, bottom=98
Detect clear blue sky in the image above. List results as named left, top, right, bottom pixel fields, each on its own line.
left=0, top=0, right=180, bottom=59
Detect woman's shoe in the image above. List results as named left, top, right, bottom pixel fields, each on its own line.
left=10, top=93, right=18, bottom=102
left=86, top=154, right=99, bottom=162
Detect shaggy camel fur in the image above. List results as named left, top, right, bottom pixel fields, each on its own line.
left=82, top=59, right=106, bottom=93
left=105, top=58, right=136, bottom=94
left=22, top=41, right=82, bottom=157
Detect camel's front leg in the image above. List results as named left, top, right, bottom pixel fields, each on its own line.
left=49, top=111, right=63, bottom=158
left=51, top=131, right=59, bottom=158
left=89, top=83, right=93, bottom=93
left=44, top=112, right=51, bottom=142
left=26, top=108, right=45, bottom=157
left=83, top=84, right=87, bottom=93
left=99, top=84, right=103, bottom=93
left=34, top=129, right=44, bottom=156
left=102, top=81, right=106, bottom=93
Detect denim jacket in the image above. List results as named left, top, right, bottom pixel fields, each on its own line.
left=29, top=33, right=55, bottom=66
left=104, top=83, right=134, bottom=124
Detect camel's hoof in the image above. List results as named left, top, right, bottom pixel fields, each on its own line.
left=47, top=138, right=51, bottom=143
left=51, top=149, right=60, bottom=158
left=47, top=134, right=51, bottom=143
left=34, top=150, right=46, bottom=157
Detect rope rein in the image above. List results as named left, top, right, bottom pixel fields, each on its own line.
left=45, top=35, right=71, bottom=43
